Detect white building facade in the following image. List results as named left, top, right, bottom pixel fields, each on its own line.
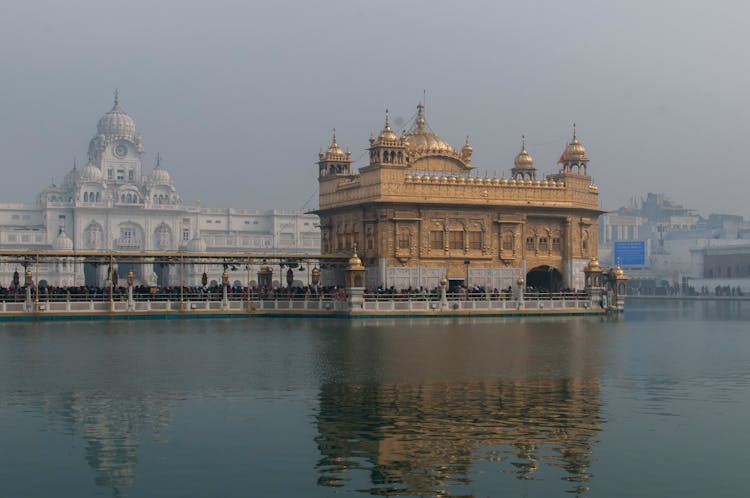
left=0, top=95, right=320, bottom=287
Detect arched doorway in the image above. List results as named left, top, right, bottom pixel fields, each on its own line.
left=526, top=265, right=563, bottom=292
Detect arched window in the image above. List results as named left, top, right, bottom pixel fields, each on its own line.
left=83, top=192, right=88, bottom=202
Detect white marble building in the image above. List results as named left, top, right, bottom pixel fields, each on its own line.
left=0, top=94, right=320, bottom=287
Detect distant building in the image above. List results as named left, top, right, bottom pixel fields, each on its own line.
left=314, top=103, right=602, bottom=291
left=599, top=193, right=750, bottom=293
left=0, top=94, right=320, bottom=287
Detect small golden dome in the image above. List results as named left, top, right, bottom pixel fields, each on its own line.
left=439, top=276, right=448, bottom=286
left=612, top=265, right=626, bottom=278
left=347, top=248, right=364, bottom=270
left=514, top=136, right=534, bottom=169
left=586, top=258, right=602, bottom=272
left=260, top=264, right=272, bottom=272
left=375, top=110, right=399, bottom=144
left=323, top=128, right=347, bottom=161
left=564, top=126, right=586, bottom=160
left=500, top=177, right=508, bottom=185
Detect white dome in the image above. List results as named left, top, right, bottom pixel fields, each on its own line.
left=80, top=162, right=102, bottom=182
left=52, top=230, right=73, bottom=250
left=97, top=94, right=137, bottom=139
left=187, top=235, right=206, bottom=252
left=151, top=166, right=171, bottom=185
left=63, top=166, right=80, bottom=187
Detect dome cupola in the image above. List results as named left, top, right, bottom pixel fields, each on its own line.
left=52, top=228, right=73, bottom=251
left=80, top=162, right=102, bottom=182
left=511, top=135, right=536, bottom=180
left=150, top=154, right=171, bottom=185
left=403, top=101, right=455, bottom=155
left=96, top=91, right=137, bottom=140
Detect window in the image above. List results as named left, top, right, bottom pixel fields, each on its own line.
left=116, top=169, right=125, bottom=181
left=469, top=231, right=482, bottom=250
left=128, top=170, right=134, bottom=181
left=552, top=237, right=561, bottom=251
left=502, top=231, right=514, bottom=250
left=539, top=237, right=548, bottom=251
left=430, top=230, right=444, bottom=250
left=183, top=228, right=190, bottom=241
left=108, top=169, right=113, bottom=180
left=449, top=231, right=464, bottom=250
left=398, top=231, right=410, bottom=249
left=526, top=236, right=535, bottom=250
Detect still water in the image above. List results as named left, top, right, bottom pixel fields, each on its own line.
left=1, top=300, right=749, bottom=497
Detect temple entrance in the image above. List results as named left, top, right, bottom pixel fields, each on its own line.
left=526, top=265, right=563, bottom=292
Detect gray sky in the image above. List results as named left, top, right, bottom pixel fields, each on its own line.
left=1, top=0, right=748, bottom=217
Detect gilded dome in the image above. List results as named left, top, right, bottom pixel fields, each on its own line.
left=375, top=111, right=399, bottom=144
left=564, top=127, right=586, bottom=161
left=611, top=265, right=626, bottom=278
left=514, top=137, right=534, bottom=169
left=80, top=162, right=102, bottom=182
left=347, top=248, right=364, bottom=269
left=322, top=129, right=349, bottom=161
left=404, top=102, right=454, bottom=155
left=586, top=258, right=602, bottom=272
left=97, top=92, right=137, bottom=139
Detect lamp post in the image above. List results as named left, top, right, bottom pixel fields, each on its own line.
left=464, top=259, right=471, bottom=288
left=127, top=271, right=135, bottom=311
left=221, top=268, right=229, bottom=309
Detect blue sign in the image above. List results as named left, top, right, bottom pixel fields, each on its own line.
left=614, top=241, right=646, bottom=266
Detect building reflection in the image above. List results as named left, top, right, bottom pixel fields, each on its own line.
left=314, top=317, right=603, bottom=496
left=41, top=391, right=174, bottom=497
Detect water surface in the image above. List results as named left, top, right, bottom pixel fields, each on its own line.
left=1, top=300, right=748, bottom=497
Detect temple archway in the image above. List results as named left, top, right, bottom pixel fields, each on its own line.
left=526, top=265, right=563, bottom=292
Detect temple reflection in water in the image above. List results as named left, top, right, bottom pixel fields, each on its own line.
left=39, top=391, right=174, bottom=497
left=314, top=317, right=603, bottom=496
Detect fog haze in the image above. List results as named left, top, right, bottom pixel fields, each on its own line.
left=1, top=0, right=748, bottom=216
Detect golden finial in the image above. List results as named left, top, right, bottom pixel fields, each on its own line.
left=331, top=128, right=337, bottom=146
left=416, top=101, right=425, bottom=128
left=385, top=109, right=391, bottom=129
left=521, top=134, right=526, bottom=150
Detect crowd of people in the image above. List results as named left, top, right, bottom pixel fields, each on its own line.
left=0, top=282, right=588, bottom=302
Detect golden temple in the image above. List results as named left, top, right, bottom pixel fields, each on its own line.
left=314, top=103, right=603, bottom=291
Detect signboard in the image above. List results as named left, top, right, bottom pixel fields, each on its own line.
left=614, top=241, right=646, bottom=266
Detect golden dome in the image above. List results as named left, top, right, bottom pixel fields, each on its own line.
left=347, top=248, right=364, bottom=270
left=460, top=136, right=473, bottom=161
left=439, top=276, right=448, bottom=286
left=564, top=126, right=586, bottom=160
left=375, top=110, right=399, bottom=144
left=404, top=102, right=455, bottom=155
left=323, top=129, right=348, bottom=161
left=612, top=265, right=626, bottom=278
left=514, top=136, right=534, bottom=169
left=586, top=258, right=602, bottom=272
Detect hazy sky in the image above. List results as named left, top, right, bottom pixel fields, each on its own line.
left=1, top=0, right=748, bottom=217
